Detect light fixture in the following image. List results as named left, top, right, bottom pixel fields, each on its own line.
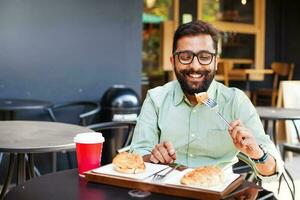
left=241, top=0, right=247, bottom=5
left=145, top=0, right=156, bottom=8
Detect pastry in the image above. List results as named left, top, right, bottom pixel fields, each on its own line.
left=180, top=166, right=224, bottom=187
left=112, top=152, right=146, bottom=174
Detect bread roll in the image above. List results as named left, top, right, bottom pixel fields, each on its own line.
left=180, top=166, right=224, bottom=187
left=195, top=92, right=208, bottom=105
left=112, top=152, right=146, bottom=174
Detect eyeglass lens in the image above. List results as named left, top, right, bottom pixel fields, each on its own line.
left=177, top=51, right=215, bottom=65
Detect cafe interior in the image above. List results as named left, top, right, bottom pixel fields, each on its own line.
left=0, top=0, right=299, bottom=199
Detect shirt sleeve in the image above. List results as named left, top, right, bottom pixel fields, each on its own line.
left=130, top=92, right=160, bottom=156
left=234, top=90, right=284, bottom=181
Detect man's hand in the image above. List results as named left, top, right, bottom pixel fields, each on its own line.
left=228, top=120, right=263, bottom=159
left=228, top=119, right=276, bottom=176
left=149, top=141, right=176, bottom=164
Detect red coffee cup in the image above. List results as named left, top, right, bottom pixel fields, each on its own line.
left=74, top=132, right=105, bottom=177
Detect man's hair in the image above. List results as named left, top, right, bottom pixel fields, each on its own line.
left=172, top=20, right=219, bottom=53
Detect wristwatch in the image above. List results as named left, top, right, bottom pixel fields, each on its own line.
left=251, top=144, right=269, bottom=164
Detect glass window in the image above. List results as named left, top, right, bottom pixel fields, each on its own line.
left=220, top=32, right=255, bottom=60
left=143, top=0, right=173, bottom=73
left=202, top=0, right=254, bottom=24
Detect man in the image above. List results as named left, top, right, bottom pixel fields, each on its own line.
left=130, top=20, right=283, bottom=179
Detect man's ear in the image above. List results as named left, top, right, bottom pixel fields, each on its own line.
left=170, top=55, right=174, bottom=65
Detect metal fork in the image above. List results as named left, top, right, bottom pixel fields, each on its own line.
left=201, top=98, right=231, bottom=127
left=201, top=97, right=253, bottom=151
left=152, top=163, right=181, bottom=181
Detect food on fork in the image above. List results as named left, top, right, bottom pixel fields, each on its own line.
left=180, top=166, right=224, bottom=187
left=195, top=92, right=208, bottom=105
left=112, top=152, right=146, bottom=174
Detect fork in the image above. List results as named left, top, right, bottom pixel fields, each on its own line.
left=201, top=97, right=253, bottom=151
left=201, top=98, right=231, bottom=127
left=152, top=163, right=181, bottom=181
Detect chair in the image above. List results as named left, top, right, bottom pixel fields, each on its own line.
left=215, top=60, right=229, bottom=86
left=87, top=121, right=136, bottom=165
left=278, top=119, right=299, bottom=199
left=47, top=101, right=101, bottom=171
left=252, top=62, right=294, bottom=106
left=47, top=101, right=100, bottom=126
left=277, top=81, right=300, bottom=199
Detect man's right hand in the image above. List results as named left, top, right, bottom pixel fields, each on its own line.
left=149, top=141, right=176, bottom=164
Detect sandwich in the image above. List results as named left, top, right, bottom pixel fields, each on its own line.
left=112, top=152, right=146, bottom=174
left=180, top=166, right=224, bottom=187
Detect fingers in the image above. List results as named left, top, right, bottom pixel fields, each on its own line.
left=163, top=141, right=176, bottom=160
left=150, top=141, right=176, bottom=164
left=228, top=119, right=242, bottom=131
left=228, top=119, right=257, bottom=152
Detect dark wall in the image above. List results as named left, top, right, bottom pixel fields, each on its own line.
left=265, top=0, right=300, bottom=79
left=282, top=0, right=300, bottom=79
left=0, top=0, right=143, bottom=103
left=252, top=0, right=299, bottom=90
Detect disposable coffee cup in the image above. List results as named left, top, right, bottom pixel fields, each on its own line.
left=74, top=132, right=105, bottom=177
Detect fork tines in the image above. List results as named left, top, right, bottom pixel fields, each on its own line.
left=152, top=164, right=180, bottom=181
left=202, top=98, right=217, bottom=109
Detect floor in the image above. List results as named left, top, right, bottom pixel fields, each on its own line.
left=263, top=154, right=300, bottom=200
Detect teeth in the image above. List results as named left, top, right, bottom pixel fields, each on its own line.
left=189, top=74, right=203, bottom=78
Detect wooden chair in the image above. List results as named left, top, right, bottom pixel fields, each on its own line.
left=252, top=62, right=294, bottom=106
left=215, top=60, right=229, bottom=86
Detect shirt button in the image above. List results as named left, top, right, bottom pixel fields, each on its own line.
left=189, top=154, right=194, bottom=158
left=191, top=134, right=195, bottom=138
left=192, top=109, right=196, bottom=113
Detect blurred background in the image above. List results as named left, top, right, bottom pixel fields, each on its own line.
left=0, top=0, right=299, bottom=199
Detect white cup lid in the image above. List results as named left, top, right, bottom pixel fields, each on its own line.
left=74, top=132, right=105, bottom=144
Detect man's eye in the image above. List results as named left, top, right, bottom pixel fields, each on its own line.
left=180, top=53, right=193, bottom=60
left=198, top=53, right=211, bottom=61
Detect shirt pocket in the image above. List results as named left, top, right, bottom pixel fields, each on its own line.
left=205, top=129, right=234, bottom=158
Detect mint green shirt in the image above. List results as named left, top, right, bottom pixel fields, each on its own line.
left=130, top=80, right=283, bottom=179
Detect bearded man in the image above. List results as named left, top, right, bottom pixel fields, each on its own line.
left=130, top=20, right=283, bottom=180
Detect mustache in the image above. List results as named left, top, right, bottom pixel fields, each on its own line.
left=180, top=68, right=210, bottom=76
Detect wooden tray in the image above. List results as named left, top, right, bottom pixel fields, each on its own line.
left=85, top=171, right=244, bottom=200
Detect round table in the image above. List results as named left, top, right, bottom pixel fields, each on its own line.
left=0, top=121, right=93, bottom=198
left=255, top=106, right=300, bottom=144
left=0, top=99, right=52, bottom=120
left=3, top=169, right=274, bottom=200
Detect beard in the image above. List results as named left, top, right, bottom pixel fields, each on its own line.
left=174, top=65, right=215, bottom=95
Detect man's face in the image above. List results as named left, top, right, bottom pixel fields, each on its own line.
left=171, top=35, right=217, bottom=95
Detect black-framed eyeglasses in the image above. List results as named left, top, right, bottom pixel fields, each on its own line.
left=174, top=50, right=217, bottom=65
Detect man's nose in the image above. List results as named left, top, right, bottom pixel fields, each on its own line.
left=190, top=56, right=204, bottom=70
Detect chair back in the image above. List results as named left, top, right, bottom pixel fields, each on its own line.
left=87, top=121, right=136, bottom=164
left=271, top=62, right=295, bottom=93
left=277, top=81, right=300, bottom=144
left=47, top=101, right=100, bottom=126
left=215, top=61, right=229, bottom=86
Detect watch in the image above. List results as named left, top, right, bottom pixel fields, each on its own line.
left=251, top=144, right=269, bottom=164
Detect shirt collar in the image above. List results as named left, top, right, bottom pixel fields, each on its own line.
left=173, top=79, right=218, bottom=106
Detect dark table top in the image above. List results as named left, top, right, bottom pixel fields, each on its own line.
left=0, top=121, right=93, bottom=153
left=0, top=99, right=52, bottom=111
left=256, top=106, right=300, bottom=120
left=3, top=169, right=185, bottom=200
